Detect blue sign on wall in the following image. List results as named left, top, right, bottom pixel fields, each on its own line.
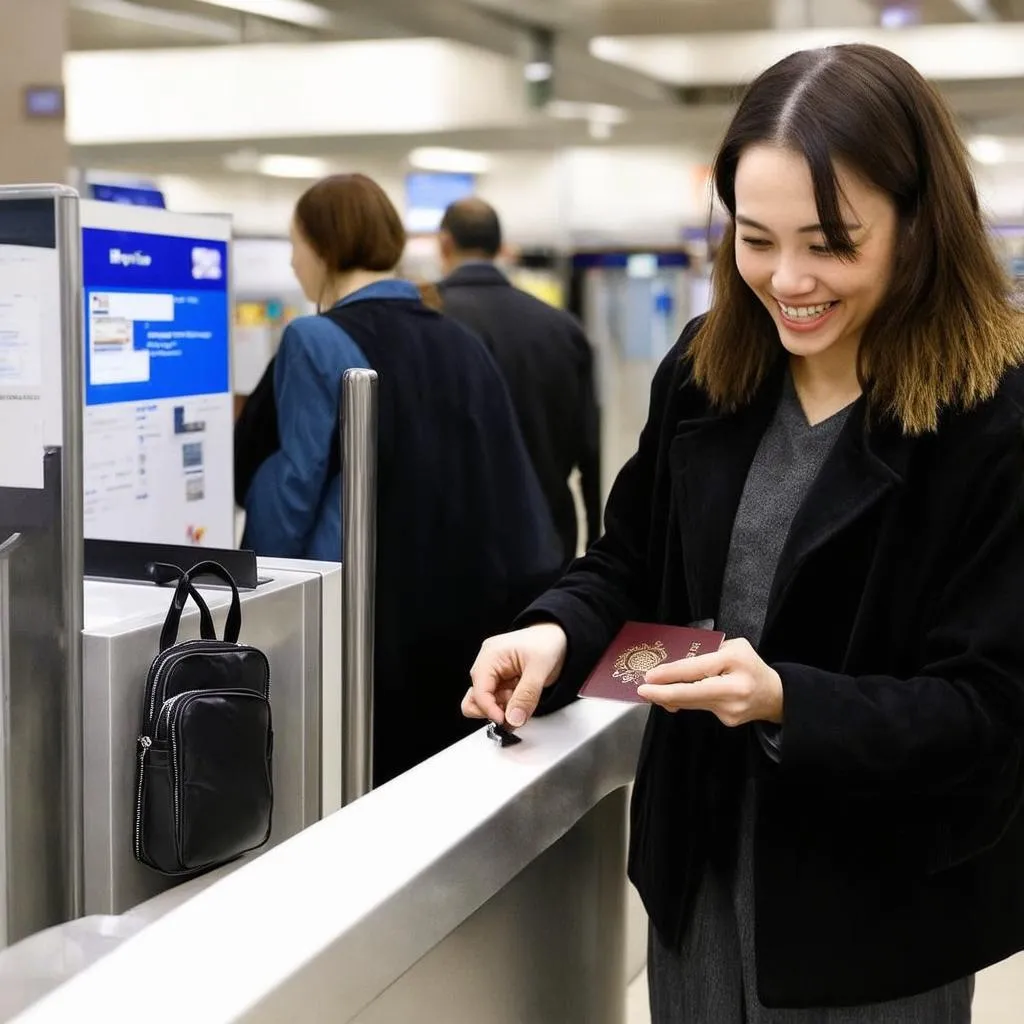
left=88, top=183, right=167, bottom=208
left=82, top=227, right=230, bottom=407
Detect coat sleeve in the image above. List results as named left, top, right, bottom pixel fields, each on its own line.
left=516, top=325, right=697, bottom=710
left=776, top=427, right=1024, bottom=811
left=242, top=323, right=358, bottom=557
left=233, top=356, right=278, bottom=507
left=575, top=327, right=603, bottom=550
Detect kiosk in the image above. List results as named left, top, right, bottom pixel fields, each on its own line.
left=79, top=201, right=234, bottom=549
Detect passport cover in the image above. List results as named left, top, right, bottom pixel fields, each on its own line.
left=578, top=621, right=726, bottom=704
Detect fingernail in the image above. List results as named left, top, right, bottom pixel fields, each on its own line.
left=507, top=708, right=526, bottom=728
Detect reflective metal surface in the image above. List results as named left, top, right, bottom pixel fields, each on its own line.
left=4, top=701, right=647, bottom=1023
left=259, top=558, right=343, bottom=817
left=0, top=185, right=84, bottom=946
left=57, top=189, right=84, bottom=926
left=579, top=262, right=693, bottom=501
left=350, top=789, right=629, bottom=1024
left=340, top=368, right=378, bottom=805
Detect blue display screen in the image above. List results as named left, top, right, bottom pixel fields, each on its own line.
left=82, top=227, right=230, bottom=407
left=88, top=183, right=167, bottom=208
left=571, top=251, right=691, bottom=270
left=404, top=172, right=475, bottom=232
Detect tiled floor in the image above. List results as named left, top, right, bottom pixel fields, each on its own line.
left=626, top=953, right=1024, bottom=1023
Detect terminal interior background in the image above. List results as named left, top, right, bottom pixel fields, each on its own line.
left=1, top=0, right=1024, bottom=1021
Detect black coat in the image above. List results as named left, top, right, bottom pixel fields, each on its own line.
left=438, top=264, right=601, bottom=565
left=236, top=291, right=563, bottom=786
left=523, top=318, right=1024, bottom=1007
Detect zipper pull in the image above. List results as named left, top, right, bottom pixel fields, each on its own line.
left=137, top=735, right=152, bottom=754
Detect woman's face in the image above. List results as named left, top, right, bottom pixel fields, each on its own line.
left=733, top=144, right=897, bottom=369
left=289, top=218, right=326, bottom=305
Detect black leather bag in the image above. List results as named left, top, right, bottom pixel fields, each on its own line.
left=134, top=560, right=273, bottom=876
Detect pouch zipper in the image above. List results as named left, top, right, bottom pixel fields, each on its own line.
left=134, top=735, right=153, bottom=861
left=145, top=640, right=225, bottom=729
left=146, top=643, right=270, bottom=733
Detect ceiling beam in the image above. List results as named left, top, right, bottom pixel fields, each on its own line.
left=590, top=22, right=1024, bottom=87
left=332, top=0, right=677, bottom=107
left=72, top=0, right=244, bottom=41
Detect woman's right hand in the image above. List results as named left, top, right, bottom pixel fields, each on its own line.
left=462, top=623, right=569, bottom=729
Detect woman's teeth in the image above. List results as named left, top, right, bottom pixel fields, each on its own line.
left=779, top=301, right=836, bottom=319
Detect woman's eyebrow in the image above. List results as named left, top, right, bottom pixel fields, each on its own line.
left=736, top=214, right=863, bottom=233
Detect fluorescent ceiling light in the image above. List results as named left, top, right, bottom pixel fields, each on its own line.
left=257, top=154, right=330, bottom=178
left=524, top=61, right=553, bottom=83
left=193, top=0, right=333, bottom=30
left=72, top=0, right=242, bottom=41
left=952, top=0, right=999, bottom=20
left=589, top=37, right=630, bottom=63
left=546, top=100, right=628, bottom=125
left=879, top=5, right=920, bottom=29
left=968, top=136, right=1007, bottom=164
left=408, top=147, right=492, bottom=174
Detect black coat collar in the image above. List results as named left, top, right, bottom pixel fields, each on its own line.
left=440, top=263, right=511, bottom=289
left=667, top=361, right=916, bottom=628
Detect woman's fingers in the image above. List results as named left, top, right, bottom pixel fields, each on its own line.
left=643, top=649, right=730, bottom=686
left=637, top=675, right=731, bottom=710
left=461, top=687, right=489, bottom=719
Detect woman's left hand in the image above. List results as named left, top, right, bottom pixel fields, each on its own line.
left=636, top=637, right=784, bottom=727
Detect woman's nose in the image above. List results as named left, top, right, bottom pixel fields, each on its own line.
left=771, top=255, right=815, bottom=298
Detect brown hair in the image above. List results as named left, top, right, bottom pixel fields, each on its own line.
left=293, top=173, right=406, bottom=275
left=692, top=43, right=1024, bottom=434
left=415, top=281, right=444, bottom=310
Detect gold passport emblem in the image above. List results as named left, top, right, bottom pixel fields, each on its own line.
left=612, top=641, right=668, bottom=685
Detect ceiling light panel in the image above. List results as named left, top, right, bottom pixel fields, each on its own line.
left=408, top=148, right=492, bottom=174
left=256, top=154, right=331, bottom=178
left=72, top=0, right=242, bottom=41
left=193, top=0, right=334, bottom=30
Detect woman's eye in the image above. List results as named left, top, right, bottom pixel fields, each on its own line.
left=740, top=237, right=771, bottom=249
left=809, top=244, right=834, bottom=255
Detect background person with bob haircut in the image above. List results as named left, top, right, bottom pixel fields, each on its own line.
left=236, top=172, right=562, bottom=786
left=464, top=43, right=1024, bottom=1022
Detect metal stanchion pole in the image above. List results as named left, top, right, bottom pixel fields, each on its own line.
left=340, top=368, right=378, bottom=805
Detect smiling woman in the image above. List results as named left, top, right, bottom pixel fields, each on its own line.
left=464, top=41, right=1024, bottom=1024
left=692, top=43, right=1024, bottom=434
left=732, top=147, right=898, bottom=423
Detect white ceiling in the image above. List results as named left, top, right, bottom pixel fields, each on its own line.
left=67, top=0, right=1024, bottom=174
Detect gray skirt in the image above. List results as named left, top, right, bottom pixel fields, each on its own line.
left=647, top=782, right=974, bottom=1023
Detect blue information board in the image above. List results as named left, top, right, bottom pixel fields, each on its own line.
left=80, top=211, right=235, bottom=548
left=82, top=227, right=230, bottom=407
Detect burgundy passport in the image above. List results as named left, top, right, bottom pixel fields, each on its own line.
left=578, top=621, right=726, bottom=704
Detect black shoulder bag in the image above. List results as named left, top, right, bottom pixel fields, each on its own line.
left=134, top=561, right=274, bottom=876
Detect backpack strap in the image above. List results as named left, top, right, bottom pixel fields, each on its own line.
left=150, top=562, right=217, bottom=653
left=182, top=560, right=242, bottom=644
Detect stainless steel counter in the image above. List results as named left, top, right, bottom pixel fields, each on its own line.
left=7, top=699, right=647, bottom=1023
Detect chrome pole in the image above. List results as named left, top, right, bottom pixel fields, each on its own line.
left=56, top=188, right=85, bottom=921
left=340, top=368, right=378, bottom=805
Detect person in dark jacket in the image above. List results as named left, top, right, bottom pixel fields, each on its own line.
left=235, top=173, right=562, bottom=786
left=436, top=198, right=601, bottom=566
left=464, top=44, right=1024, bottom=1022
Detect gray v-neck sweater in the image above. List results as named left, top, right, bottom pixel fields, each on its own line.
left=718, top=371, right=851, bottom=651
